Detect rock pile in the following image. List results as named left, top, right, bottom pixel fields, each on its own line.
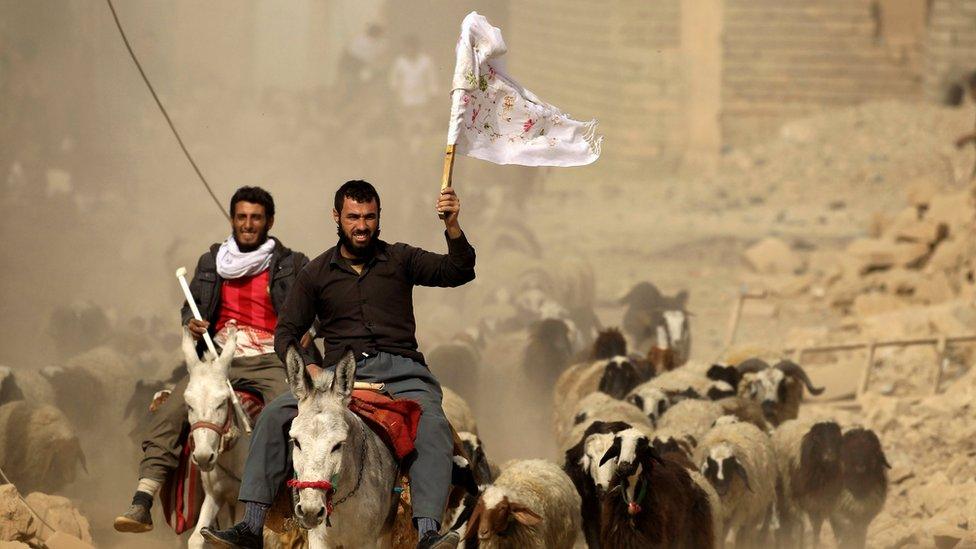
left=0, top=485, right=93, bottom=548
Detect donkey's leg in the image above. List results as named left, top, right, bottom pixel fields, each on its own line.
left=188, top=494, right=221, bottom=549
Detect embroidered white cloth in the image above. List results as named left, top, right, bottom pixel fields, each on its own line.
left=215, top=236, right=275, bottom=280
left=446, top=12, right=602, bottom=167
left=214, top=321, right=275, bottom=358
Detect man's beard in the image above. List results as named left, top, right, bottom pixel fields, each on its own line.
left=234, top=229, right=269, bottom=252
left=337, top=224, right=380, bottom=258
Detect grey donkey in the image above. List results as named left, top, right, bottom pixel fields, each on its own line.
left=284, top=347, right=401, bottom=548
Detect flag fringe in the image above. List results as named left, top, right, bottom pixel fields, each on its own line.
left=582, top=119, right=603, bottom=157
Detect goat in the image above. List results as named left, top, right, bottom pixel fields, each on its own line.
left=772, top=419, right=844, bottom=548
left=737, top=359, right=825, bottom=427
left=695, top=421, right=777, bottom=547
left=465, top=459, right=581, bottom=548
left=598, top=429, right=719, bottom=548
left=829, top=427, right=890, bottom=549
left=564, top=420, right=633, bottom=549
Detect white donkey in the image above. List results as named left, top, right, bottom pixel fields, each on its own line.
left=284, top=346, right=400, bottom=548
left=181, top=327, right=250, bottom=549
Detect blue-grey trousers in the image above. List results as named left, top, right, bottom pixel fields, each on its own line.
left=238, top=352, right=453, bottom=521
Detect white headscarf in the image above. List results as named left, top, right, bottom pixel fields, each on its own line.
left=215, top=235, right=276, bottom=279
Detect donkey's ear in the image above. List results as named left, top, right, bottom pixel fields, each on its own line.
left=285, top=346, right=310, bottom=401
left=329, top=349, right=357, bottom=400
left=217, top=325, right=237, bottom=369
left=181, top=328, right=200, bottom=369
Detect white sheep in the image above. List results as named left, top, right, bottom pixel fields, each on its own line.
left=465, top=459, right=581, bottom=549
left=559, top=392, right=652, bottom=451
left=771, top=419, right=844, bottom=547
left=694, top=420, right=777, bottom=548
left=657, top=398, right=726, bottom=445
left=625, top=384, right=670, bottom=426
left=442, top=385, right=478, bottom=435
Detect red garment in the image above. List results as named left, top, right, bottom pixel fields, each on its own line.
left=215, top=270, right=277, bottom=333
left=349, top=390, right=423, bottom=460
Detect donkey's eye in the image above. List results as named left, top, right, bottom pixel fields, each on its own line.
left=216, top=401, right=226, bottom=409
left=332, top=442, right=344, bottom=453
left=292, top=439, right=301, bottom=451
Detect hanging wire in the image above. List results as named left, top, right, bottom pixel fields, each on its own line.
left=104, top=0, right=230, bottom=222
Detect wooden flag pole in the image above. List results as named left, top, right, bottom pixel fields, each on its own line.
left=439, top=144, right=456, bottom=219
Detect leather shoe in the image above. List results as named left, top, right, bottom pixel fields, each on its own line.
left=200, top=522, right=263, bottom=548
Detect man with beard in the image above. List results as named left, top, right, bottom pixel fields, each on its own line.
left=202, top=180, right=475, bottom=549
left=114, top=186, right=314, bottom=533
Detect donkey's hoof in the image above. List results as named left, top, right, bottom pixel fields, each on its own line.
left=113, top=504, right=153, bottom=533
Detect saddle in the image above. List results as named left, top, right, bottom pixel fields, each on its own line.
left=161, top=389, right=265, bottom=534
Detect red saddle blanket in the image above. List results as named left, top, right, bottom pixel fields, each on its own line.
left=162, top=390, right=265, bottom=534
left=349, top=389, right=423, bottom=460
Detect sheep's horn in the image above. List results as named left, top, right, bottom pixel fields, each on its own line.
left=775, top=360, right=825, bottom=395
left=736, top=358, right=770, bottom=374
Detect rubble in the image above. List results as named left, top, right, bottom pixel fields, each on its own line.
left=0, top=485, right=92, bottom=547
left=743, top=237, right=803, bottom=274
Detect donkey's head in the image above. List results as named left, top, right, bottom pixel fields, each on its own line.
left=285, top=346, right=357, bottom=529
left=181, top=326, right=236, bottom=472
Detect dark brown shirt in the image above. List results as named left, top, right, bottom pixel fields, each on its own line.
left=274, top=232, right=476, bottom=367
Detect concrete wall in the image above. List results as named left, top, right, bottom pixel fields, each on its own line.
left=721, top=0, right=924, bottom=146
left=924, top=0, right=976, bottom=102
left=507, top=0, right=685, bottom=172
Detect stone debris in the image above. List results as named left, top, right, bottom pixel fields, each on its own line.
left=0, top=485, right=92, bottom=548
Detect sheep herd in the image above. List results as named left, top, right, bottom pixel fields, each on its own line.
left=436, top=323, right=892, bottom=549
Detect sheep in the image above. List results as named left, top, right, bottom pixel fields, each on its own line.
left=553, top=356, right=644, bottom=441
left=598, top=428, right=720, bottom=548
left=0, top=401, right=87, bottom=494
left=587, top=328, right=628, bottom=361
left=427, top=338, right=481, bottom=407
left=563, top=420, right=634, bottom=549
left=522, top=318, right=574, bottom=395
left=694, top=420, right=777, bottom=548
left=443, top=386, right=478, bottom=435
left=0, top=366, right=54, bottom=406
left=457, top=431, right=497, bottom=484
left=829, top=427, right=890, bottom=549
left=625, top=385, right=670, bottom=426
left=559, top=392, right=652, bottom=450
left=771, top=419, right=844, bottom=548
left=737, top=359, right=825, bottom=427
left=657, top=399, right=726, bottom=445
left=597, top=355, right=651, bottom=400
left=464, top=459, right=581, bottom=549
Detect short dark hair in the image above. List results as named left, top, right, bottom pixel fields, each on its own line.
left=334, top=180, right=381, bottom=213
left=230, top=186, right=275, bottom=218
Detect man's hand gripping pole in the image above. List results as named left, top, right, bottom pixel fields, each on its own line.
left=176, top=267, right=252, bottom=433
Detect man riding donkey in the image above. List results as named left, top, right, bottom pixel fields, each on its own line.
left=202, top=180, right=475, bottom=549
left=114, top=186, right=316, bottom=533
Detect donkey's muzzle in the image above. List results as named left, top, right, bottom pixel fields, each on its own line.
left=192, top=449, right=217, bottom=472
left=295, top=503, right=326, bottom=529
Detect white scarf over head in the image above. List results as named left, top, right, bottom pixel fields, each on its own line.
left=215, top=236, right=276, bottom=279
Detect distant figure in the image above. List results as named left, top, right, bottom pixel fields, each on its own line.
left=953, top=71, right=976, bottom=181
left=389, top=35, right=438, bottom=144
left=338, top=24, right=388, bottom=99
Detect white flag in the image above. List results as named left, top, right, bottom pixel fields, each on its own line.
left=446, top=12, right=602, bottom=167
